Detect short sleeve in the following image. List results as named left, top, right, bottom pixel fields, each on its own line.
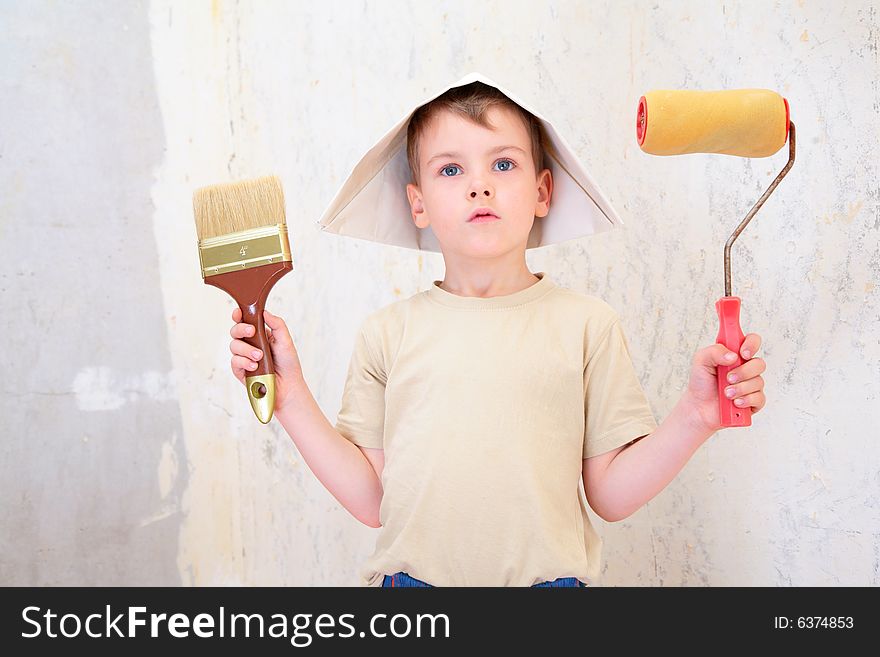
left=583, top=316, right=658, bottom=459
left=334, top=318, right=386, bottom=449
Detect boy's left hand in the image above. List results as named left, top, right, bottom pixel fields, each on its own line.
left=684, top=333, right=766, bottom=434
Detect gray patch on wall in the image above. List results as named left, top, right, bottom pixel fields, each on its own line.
left=0, top=1, right=187, bottom=585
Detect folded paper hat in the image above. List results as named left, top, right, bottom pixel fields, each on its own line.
left=316, top=71, right=623, bottom=252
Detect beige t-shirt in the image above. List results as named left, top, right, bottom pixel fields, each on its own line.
left=334, top=271, right=658, bottom=587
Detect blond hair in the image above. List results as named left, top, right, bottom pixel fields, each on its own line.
left=406, top=81, right=545, bottom=187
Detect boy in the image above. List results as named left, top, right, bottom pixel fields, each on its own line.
left=228, top=75, right=767, bottom=587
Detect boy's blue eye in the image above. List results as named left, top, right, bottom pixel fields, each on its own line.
left=438, top=159, right=516, bottom=177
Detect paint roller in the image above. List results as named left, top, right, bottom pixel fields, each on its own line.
left=636, top=89, right=796, bottom=428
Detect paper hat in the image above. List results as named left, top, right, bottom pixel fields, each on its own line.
left=317, top=72, right=623, bottom=252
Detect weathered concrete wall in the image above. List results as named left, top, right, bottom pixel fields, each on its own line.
left=0, top=0, right=185, bottom=585
left=2, top=0, right=877, bottom=585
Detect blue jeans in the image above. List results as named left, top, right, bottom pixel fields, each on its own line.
left=382, top=571, right=588, bottom=587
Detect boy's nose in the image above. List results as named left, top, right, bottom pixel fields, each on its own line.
left=469, top=188, right=492, bottom=198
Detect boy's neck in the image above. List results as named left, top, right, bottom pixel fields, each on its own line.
left=437, top=254, right=540, bottom=298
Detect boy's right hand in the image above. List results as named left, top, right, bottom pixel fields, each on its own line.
left=229, top=307, right=304, bottom=416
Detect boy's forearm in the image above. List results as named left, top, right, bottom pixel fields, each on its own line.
left=274, top=377, right=383, bottom=528
left=592, top=396, right=715, bottom=522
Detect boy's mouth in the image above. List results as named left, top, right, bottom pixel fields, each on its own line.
left=467, top=208, right=501, bottom=223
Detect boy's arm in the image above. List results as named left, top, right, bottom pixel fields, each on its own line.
left=275, top=377, right=384, bottom=528
left=583, top=395, right=713, bottom=523
left=584, top=338, right=766, bottom=522
left=359, top=446, right=385, bottom=482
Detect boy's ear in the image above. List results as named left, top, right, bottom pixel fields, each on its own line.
left=534, top=168, right=553, bottom=218
left=406, top=183, right=429, bottom=228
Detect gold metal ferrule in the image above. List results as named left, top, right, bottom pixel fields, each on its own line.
left=198, top=224, right=292, bottom=278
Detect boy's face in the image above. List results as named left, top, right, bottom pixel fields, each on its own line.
left=406, top=106, right=552, bottom=260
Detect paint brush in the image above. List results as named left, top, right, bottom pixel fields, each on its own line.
left=192, top=175, right=294, bottom=424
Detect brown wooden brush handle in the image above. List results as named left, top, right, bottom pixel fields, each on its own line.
left=205, top=260, right=293, bottom=418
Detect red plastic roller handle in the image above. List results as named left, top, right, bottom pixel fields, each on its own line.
left=715, top=297, right=752, bottom=428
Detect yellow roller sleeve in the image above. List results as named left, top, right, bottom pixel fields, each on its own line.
left=636, top=89, right=790, bottom=158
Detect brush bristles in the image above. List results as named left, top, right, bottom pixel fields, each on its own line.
left=192, top=175, right=286, bottom=241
